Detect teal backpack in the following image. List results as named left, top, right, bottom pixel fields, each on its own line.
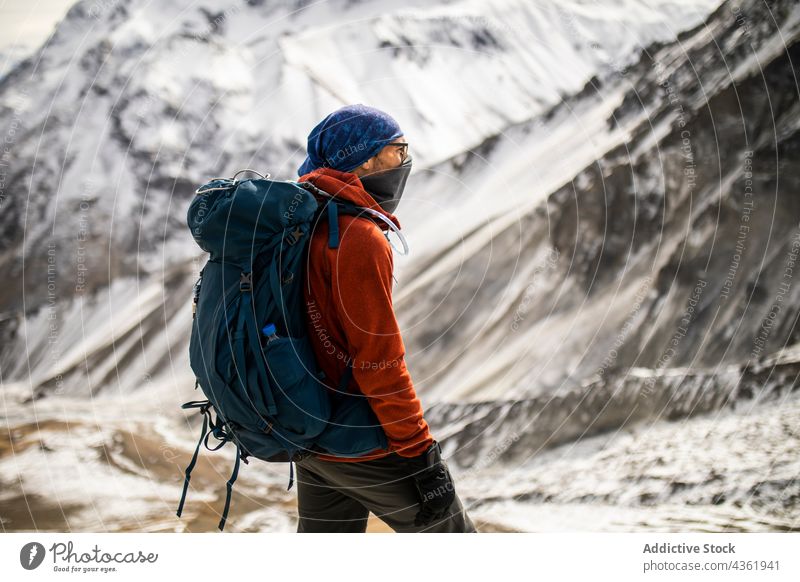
left=176, top=170, right=388, bottom=530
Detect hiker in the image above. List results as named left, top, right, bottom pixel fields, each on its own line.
left=294, top=104, right=477, bottom=533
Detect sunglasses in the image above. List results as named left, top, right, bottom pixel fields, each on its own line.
left=388, top=142, right=409, bottom=162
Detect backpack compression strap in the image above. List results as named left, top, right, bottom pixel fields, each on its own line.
left=218, top=442, right=241, bottom=531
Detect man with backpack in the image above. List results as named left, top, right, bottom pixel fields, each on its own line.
left=294, top=104, right=477, bottom=533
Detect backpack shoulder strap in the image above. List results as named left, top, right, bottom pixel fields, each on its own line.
left=327, top=201, right=340, bottom=249
left=316, top=200, right=382, bottom=249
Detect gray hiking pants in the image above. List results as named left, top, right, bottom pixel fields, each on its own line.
left=294, top=452, right=477, bottom=533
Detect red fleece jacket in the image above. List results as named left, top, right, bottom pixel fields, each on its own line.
left=299, top=167, right=434, bottom=462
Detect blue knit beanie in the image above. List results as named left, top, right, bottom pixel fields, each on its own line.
left=297, top=104, right=403, bottom=176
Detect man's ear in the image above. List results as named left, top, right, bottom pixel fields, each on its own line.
left=351, top=156, right=375, bottom=177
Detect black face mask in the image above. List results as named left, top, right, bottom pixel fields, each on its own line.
left=359, top=155, right=412, bottom=214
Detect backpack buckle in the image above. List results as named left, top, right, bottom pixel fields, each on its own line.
left=285, top=226, right=304, bottom=246
left=239, top=272, right=252, bottom=291
left=292, top=450, right=312, bottom=462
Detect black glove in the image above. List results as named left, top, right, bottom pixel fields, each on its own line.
left=404, top=441, right=456, bottom=527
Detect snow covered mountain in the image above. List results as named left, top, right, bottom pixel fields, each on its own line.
left=400, top=2, right=800, bottom=532
left=0, top=0, right=716, bottom=316
left=0, top=0, right=719, bottom=396
left=394, top=1, right=800, bottom=510
left=3, top=0, right=799, bottom=533
left=401, top=0, right=800, bottom=410
left=0, top=43, right=32, bottom=82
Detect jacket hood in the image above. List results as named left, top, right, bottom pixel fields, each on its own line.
left=298, top=167, right=402, bottom=231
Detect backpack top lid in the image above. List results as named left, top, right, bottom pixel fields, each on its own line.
left=187, top=177, right=319, bottom=261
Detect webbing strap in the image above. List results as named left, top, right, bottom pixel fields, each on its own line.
left=267, top=244, right=283, bottom=319
left=327, top=202, right=340, bottom=248
left=233, top=283, right=278, bottom=417
left=203, top=424, right=230, bottom=452
left=176, top=410, right=210, bottom=518
left=243, top=292, right=278, bottom=416
left=218, top=443, right=242, bottom=531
